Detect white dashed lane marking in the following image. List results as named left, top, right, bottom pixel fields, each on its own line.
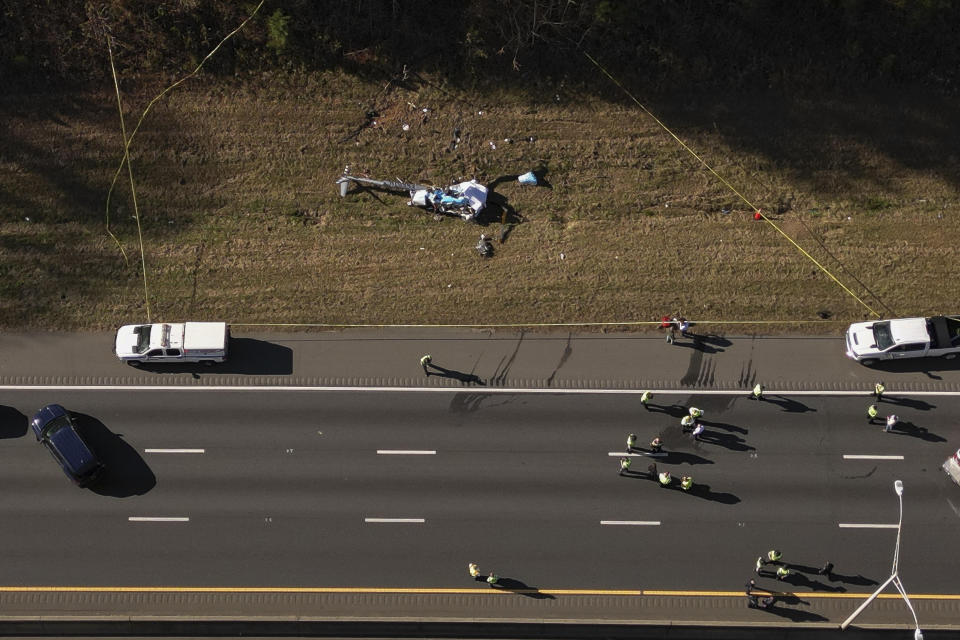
left=376, top=450, right=436, bottom=455
left=364, top=518, right=425, bottom=524
left=144, top=449, right=205, bottom=454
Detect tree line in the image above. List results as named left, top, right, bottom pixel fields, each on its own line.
left=1, top=0, right=958, bottom=95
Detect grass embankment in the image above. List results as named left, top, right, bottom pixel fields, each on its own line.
left=0, top=72, right=958, bottom=332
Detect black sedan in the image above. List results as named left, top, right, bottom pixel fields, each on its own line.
left=30, top=404, right=104, bottom=487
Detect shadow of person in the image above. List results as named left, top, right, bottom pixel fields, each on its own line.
left=427, top=365, right=486, bottom=386
left=827, top=571, right=879, bottom=587
left=658, top=450, right=715, bottom=466
left=764, top=395, right=817, bottom=413
left=492, top=577, right=556, bottom=599
left=888, top=421, right=946, bottom=442
left=686, top=483, right=740, bottom=504
left=661, top=404, right=690, bottom=418
left=698, top=420, right=748, bottom=435
left=0, top=406, right=28, bottom=438
left=696, top=430, right=755, bottom=452
left=781, top=572, right=846, bottom=592
left=883, top=397, right=936, bottom=411
left=672, top=336, right=722, bottom=354
left=72, top=413, right=156, bottom=497
left=754, top=602, right=829, bottom=622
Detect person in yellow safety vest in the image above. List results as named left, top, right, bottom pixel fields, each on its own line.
left=627, top=433, right=637, bottom=450
left=619, top=457, right=631, bottom=475
left=469, top=563, right=480, bottom=578
left=776, top=566, right=791, bottom=580
left=420, top=354, right=432, bottom=375
left=752, top=383, right=764, bottom=400
left=658, top=470, right=671, bottom=487
left=681, top=414, right=695, bottom=431
left=767, top=549, right=782, bottom=563
left=689, top=407, right=703, bottom=419
left=680, top=476, right=693, bottom=491
left=487, top=573, right=499, bottom=585
left=867, top=404, right=880, bottom=424
left=649, top=437, right=663, bottom=453
left=640, top=391, right=653, bottom=409
left=874, top=381, right=885, bottom=401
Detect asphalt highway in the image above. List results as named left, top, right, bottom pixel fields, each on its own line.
left=0, top=329, right=959, bottom=632
left=0, top=387, right=956, bottom=593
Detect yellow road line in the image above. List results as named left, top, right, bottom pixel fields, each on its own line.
left=0, top=586, right=957, bottom=599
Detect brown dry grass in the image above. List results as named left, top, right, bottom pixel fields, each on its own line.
left=1, top=72, right=958, bottom=333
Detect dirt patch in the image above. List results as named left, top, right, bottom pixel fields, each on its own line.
left=0, top=73, right=957, bottom=332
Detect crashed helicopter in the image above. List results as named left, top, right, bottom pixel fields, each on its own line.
left=336, top=170, right=488, bottom=221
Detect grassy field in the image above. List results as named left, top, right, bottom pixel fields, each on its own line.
left=1, top=71, right=958, bottom=333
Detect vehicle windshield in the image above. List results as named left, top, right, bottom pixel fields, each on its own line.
left=872, top=321, right=894, bottom=351
left=135, top=325, right=151, bottom=354
left=41, top=416, right=70, bottom=439
left=946, top=317, right=960, bottom=345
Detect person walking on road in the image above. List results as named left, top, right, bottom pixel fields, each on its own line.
left=627, top=433, right=637, bottom=451
left=689, top=407, right=704, bottom=419
left=885, top=414, right=899, bottom=432
left=767, top=549, right=782, bottom=563
left=867, top=404, right=881, bottom=424
left=619, top=457, right=631, bottom=476
left=776, top=566, right=792, bottom=580
left=487, top=572, right=499, bottom=585
left=752, top=383, right=764, bottom=401
left=649, top=437, right=663, bottom=453
left=681, top=414, right=695, bottom=431
left=690, top=422, right=704, bottom=440
left=819, top=562, right=834, bottom=579
left=658, top=470, right=672, bottom=487
left=875, top=381, right=886, bottom=402
left=420, top=354, right=433, bottom=376
left=755, top=556, right=766, bottom=575
left=469, top=563, right=481, bottom=579
left=680, top=475, right=693, bottom=491
left=640, top=391, right=653, bottom=410
left=662, top=316, right=676, bottom=344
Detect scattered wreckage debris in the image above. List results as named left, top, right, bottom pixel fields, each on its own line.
left=475, top=234, right=493, bottom=257
left=336, top=169, right=488, bottom=222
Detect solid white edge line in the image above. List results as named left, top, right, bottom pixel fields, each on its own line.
left=376, top=450, right=436, bottom=455
left=128, top=517, right=190, bottom=522
left=607, top=451, right=666, bottom=457
left=601, top=520, right=661, bottom=526
left=842, top=454, right=904, bottom=460
left=144, top=449, right=206, bottom=454
left=838, top=523, right=898, bottom=529
left=2, top=385, right=959, bottom=396
left=364, top=518, right=425, bottom=523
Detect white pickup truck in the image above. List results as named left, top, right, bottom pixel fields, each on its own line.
left=845, top=315, right=960, bottom=365
left=114, top=322, right=229, bottom=366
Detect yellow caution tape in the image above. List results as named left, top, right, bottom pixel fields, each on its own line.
left=582, top=51, right=881, bottom=319
left=104, top=1, right=266, bottom=322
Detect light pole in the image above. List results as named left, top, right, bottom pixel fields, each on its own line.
left=840, top=480, right=923, bottom=639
